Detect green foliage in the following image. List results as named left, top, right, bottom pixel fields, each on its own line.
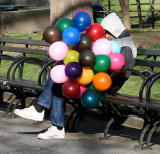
left=5, top=33, right=43, bottom=40
left=119, top=75, right=160, bottom=100
left=132, top=36, right=147, bottom=40
left=151, top=44, right=160, bottom=49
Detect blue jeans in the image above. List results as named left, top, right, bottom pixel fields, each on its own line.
left=37, top=76, right=65, bottom=127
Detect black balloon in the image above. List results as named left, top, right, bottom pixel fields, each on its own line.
left=76, top=34, right=93, bottom=51
left=43, top=25, right=62, bottom=44
left=79, top=50, right=96, bottom=68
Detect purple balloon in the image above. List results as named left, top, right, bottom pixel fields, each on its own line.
left=72, top=46, right=81, bottom=53
left=65, top=62, right=82, bottom=79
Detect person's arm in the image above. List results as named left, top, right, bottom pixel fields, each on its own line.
left=121, top=46, right=135, bottom=70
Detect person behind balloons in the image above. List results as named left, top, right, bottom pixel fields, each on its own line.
left=14, top=12, right=137, bottom=140
left=101, top=12, right=137, bottom=94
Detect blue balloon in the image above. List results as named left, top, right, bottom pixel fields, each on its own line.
left=81, top=89, right=99, bottom=109
left=110, top=40, right=121, bottom=53
left=62, top=27, right=81, bottom=46
left=72, top=11, right=91, bottom=32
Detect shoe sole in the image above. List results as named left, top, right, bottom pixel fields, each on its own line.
left=37, top=135, right=65, bottom=140
left=14, top=110, right=43, bottom=122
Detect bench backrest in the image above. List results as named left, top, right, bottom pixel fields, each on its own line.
left=136, top=48, right=160, bottom=68
left=0, top=36, right=51, bottom=84
left=0, top=36, right=50, bottom=57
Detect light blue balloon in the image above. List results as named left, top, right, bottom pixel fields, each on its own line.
left=110, top=40, right=121, bottom=53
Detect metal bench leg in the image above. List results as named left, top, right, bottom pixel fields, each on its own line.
left=65, top=107, right=80, bottom=132
left=134, top=123, right=150, bottom=149
left=2, top=97, right=17, bottom=117
left=0, top=90, right=3, bottom=103
left=145, top=121, right=160, bottom=149
left=99, top=117, right=115, bottom=140
left=71, top=109, right=82, bottom=132
left=10, top=99, right=21, bottom=118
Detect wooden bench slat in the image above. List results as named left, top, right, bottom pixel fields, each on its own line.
left=137, top=48, right=160, bottom=56
left=100, top=95, right=160, bottom=110
left=0, top=37, right=50, bottom=46
left=7, top=80, right=44, bottom=91
left=0, top=46, right=49, bottom=56
left=135, top=59, right=160, bottom=67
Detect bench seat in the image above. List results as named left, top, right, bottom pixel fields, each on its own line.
left=100, top=95, right=160, bottom=111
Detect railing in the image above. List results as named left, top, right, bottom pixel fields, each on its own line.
left=93, top=0, right=160, bottom=28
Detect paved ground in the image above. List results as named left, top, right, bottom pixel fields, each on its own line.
left=0, top=93, right=160, bottom=153
left=0, top=107, right=160, bottom=154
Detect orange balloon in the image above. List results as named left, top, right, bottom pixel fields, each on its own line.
left=76, top=68, right=94, bottom=85
left=93, top=72, right=112, bottom=91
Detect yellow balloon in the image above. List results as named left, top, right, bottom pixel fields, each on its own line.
left=76, top=68, right=94, bottom=85
left=61, top=40, right=73, bottom=50
left=63, top=50, right=79, bottom=65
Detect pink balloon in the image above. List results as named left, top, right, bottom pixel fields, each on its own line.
left=50, top=65, right=68, bottom=83
left=92, top=38, right=112, bottom=56
left=76, top=85, right=87, bottom=98
left=49, top=41, right=68, bottom=61
left=109, top=53, right=125, bottom=71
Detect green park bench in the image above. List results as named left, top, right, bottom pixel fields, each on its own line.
left=0, top=35, right=52, bottom=115
left=98, top=48, right=160, bottom=149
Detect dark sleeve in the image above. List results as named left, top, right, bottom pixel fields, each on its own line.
left=121, top=46, right=135, bottom=70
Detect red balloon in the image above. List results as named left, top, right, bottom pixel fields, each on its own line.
left=62, top=79, right=80, bottom=98
left=85, top=23, right=105, bottom=42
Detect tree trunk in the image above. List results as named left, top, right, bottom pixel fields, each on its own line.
left=136, top=0, right=143, bottom=28
left=50, top=0, right=93, bottom=25
left=119, top=0, right=131, bottom=29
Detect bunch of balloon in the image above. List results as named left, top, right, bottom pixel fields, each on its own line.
left=42, top=10, right=125, bottom=110
left=81, top=25, right=125, bottom=108
left=43, top=11, right=93, bottom=101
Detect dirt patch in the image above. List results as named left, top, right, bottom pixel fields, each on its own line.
left=130, top=30, right=160, bottom=48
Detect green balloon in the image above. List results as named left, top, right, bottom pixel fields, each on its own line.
left=92, top=54, right=111, bottom=73
left=88, top=83, right=104, bottom=96
left=56, top=18, right=73, bottom=32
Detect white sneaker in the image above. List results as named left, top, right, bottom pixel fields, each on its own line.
left=37, top=126, right=65, bottom=139
left=14, top=106, right=44, bottom=121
